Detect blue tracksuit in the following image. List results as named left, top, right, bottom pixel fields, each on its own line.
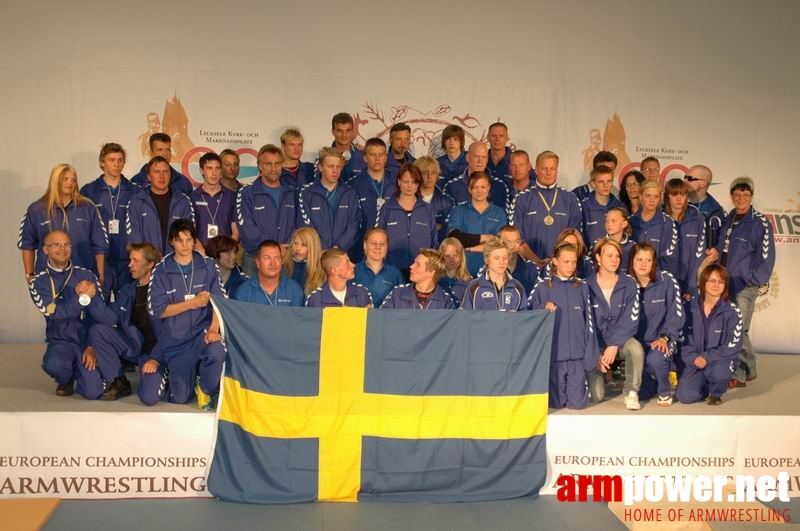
left=131, top=163, right=193, bottom=195
left=461, top=271, right=527, bottom=311
left=477, top=257, right=539, bottom=296
left=581, top=192, right=625, bottom=247
left=189, top=186, right=237, bottom=247
left=512, top=183, right=583, bottom=260
left=377, top=197, right=438, bottom=270
left=330, top=143, right=367, bottom=182
left=224, top=266, right=248, bottom=296
left=587, top=274, right=639, bottom=350
left=443, top=169, right=511, bottom=212
left=126, top=188, right=194, bottom=256
left=381, top=283, right=455, bottom=309
left=386, top=152, right=416, bottom=176
left=572, top=183, right=592, bottom=202
left=107, top=279, right=148, bottom=360
left=350, top=171, right=398, bottom=228
left=233, top=275, right=304, bottom=307
left=438, top=276, right=470, bottom=308
left=80, top=176, right=140, bottom=293
left=674, top=205, right=706, bottom=298
left=145, top=251, right=227, bottom=404
left=305, top=282, right=373, bottom=308
left=677, top=298, right=743, bottom=403
left=486, top=147, right=513, bottom=182
left=18, top=199, right=109, bottom=276
left=636, top=271, right=685, bottom=398
left=715, top=207, right=775, bottom=297
left=354, top=260, right=404, bottom=307
left=298, top=180, right=362, bottom=253
left=527, top=276, right=598, bottom=409
left=286, top=260, right=307, bottom=290
left=445, top=201, right=507, bottom=275
left=280, top=162, right=316, bottom=191
left=349, top=170, right=397, bottom=261
left=508, top=180, right=537, bottom=205
left=630, top=210, right=679, bottom=275
left=236, top=179, right=297, bottom=253
left=28, top=263, right=119, bottom=398
left=437, top=152, right=467, bottom=184
left=693, top=193, right=725, bottom=248
left=424, top=186, right=455, bottom=242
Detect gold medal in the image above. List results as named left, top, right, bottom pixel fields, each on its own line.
left=536, top=188, right=559, bottom=229
left=46, top=302, right=57, bottom=315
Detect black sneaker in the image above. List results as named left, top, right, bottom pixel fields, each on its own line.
left=101, top=376, right=133, bottom=401
left=56, top=379, right=74, bottom=396
left=101, top=379, right=121, bottom=401
left=707, top=396, right=722, bottom=406
left=116, top=376, right=132, bottom=398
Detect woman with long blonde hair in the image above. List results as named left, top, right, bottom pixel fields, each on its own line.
left=282, top=227, right=325, bottom=296
left=19, top=163, right=108, bottom=284
left=437, top=237, right=472, bottom=306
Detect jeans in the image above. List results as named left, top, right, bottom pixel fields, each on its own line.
left=588, top=337, right=644, bottom=402
left=733, top=285, right=758, bottom=382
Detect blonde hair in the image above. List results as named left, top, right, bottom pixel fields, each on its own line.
left=439, top=237, right=471, bottom=281
left=482, top=237, right=512, bottom=263
left=283, top=227, right=324, bottom=295
left=418, top=248, right=446, bottom=281
left=414, top=156, right=441, bottom=176
left=39, top=163, right=91, bottom=230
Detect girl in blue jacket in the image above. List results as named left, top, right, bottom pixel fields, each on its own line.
left=629, top=243, right=685, bottom=406
left=528, top=243, right=598, bottom=409
left=586, top=239, right=642, bottom=409
left=377, top=164, right=438, bottom=279
left=676, top=264, right=743, bottom=405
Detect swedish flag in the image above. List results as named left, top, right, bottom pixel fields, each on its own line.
left=207, top=298, right=553, bottom=503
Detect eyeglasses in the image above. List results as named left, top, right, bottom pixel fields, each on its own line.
left=46, top=242, right=72, bottom=249
left=683, top=175, right=702, bottom=182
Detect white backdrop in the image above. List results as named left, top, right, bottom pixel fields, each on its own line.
left=2, top=0, right=798, bottom=352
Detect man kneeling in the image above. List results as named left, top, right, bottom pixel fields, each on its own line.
left=145, top=219, right=227, bottom=409
left=28, top=231, right=119, bottom=399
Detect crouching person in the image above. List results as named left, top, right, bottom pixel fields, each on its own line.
left=28, top=231, right=120, bottom=399
left=677, top=264, right=743, bottom=406
left=145, top=219, right=227, bottom=409
left=89, top=241, right=162, bottom=400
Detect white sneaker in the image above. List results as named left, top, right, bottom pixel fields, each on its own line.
left=624, top=391, right=641, bottom=411
left=657, top=395, right=673, bottom=407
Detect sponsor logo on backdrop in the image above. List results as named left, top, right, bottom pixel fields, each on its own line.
left=138, top=94, right=196, bottom=160
left=755, top=272, right=779, bottom=313
left=763, top=192, right=800, bottom=245
left=138, top=94, right=260, bottom=186
left=353, top=101, right=510, bottom=158
left=581, top=112, right=690, bottom=186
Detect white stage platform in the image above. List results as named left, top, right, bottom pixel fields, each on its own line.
left=2, top=345, right=799, bottom=500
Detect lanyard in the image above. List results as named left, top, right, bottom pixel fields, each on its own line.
left=176, top=258, right=195, bottom=297
left=260, top=285, right=277, bottom=306
left=106, top=184, right=120, bottom=219
left=721, top=215, right=744, bottom=256
left=200, top=189, right=223, bottom=225
left=369, top=176, right=385, bottom=199
left=537, top=188, right=558, bottom=224
left=47, top=265, right=74, bottom=304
